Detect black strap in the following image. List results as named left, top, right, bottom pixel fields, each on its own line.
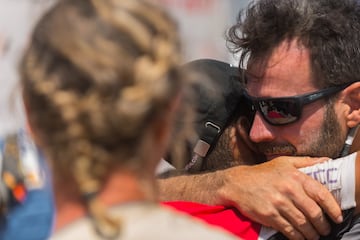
left=181, top=59, right=244, bottom=172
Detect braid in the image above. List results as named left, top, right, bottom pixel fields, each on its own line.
left=21, top=0, right=182, bottom=238
left=23, top=41, right=122, bottom=238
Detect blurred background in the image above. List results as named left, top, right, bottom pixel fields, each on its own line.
left=0, top=0, right=251, bottom=136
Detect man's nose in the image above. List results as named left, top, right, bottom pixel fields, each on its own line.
left=249, top=112, right=276, bottom=143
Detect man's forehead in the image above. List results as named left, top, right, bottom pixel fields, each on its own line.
left=244, top=40, right=317, bottom=96
left=247, top=39, right=309, bottom=77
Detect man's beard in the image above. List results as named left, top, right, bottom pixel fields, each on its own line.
left=255, top=101, right=346, bottom=159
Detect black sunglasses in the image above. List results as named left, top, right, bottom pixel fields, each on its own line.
left=243, top=84, right=350, bottom=126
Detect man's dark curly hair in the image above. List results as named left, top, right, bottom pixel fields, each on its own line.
left=227, top=0, right=360, bottom=88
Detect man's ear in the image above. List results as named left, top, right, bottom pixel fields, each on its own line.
left=344, top=82, right=360, bottom=128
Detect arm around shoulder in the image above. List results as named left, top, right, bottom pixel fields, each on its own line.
left=157, top=168, right=228, bottom=204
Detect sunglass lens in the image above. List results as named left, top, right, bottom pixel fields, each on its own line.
left=259, top=99, right=299, bottom=125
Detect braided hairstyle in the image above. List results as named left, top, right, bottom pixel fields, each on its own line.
left=20, top=0, right=182, bottom=238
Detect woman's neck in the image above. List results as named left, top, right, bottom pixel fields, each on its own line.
left=54, top=170, right=157, bottom=231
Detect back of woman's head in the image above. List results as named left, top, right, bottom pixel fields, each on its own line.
left=20, top=0, right=181, bottom=236
left=21, top=0, right=181, bottom=174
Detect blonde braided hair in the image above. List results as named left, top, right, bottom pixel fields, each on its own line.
left=20, top=0, right=182, bottom=238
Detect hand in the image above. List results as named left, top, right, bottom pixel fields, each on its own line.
left=215, top=156, right=343, bottom=240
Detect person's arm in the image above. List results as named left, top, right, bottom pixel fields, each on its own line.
left=158, top=156, right=342, bottom=240
left=264, top=152, right=360, bottom=240
left=158, top=169, right=223, bottom=204
left=158, top=120, right=341, bottom=240
left=299, top=153, right=358, bottom=211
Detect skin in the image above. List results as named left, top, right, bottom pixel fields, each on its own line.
left=159, top=38, right=360, bottom=240
left=158, top=154, right=340, bottom=240
left=246, top=40, right=347, bottom=160
left=244, top=39, right=360, bottom=239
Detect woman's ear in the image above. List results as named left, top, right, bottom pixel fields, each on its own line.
left=344, top=82, right=360, bottom=128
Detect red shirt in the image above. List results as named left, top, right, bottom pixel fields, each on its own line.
left=162, top=201, right=265, bottom=239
